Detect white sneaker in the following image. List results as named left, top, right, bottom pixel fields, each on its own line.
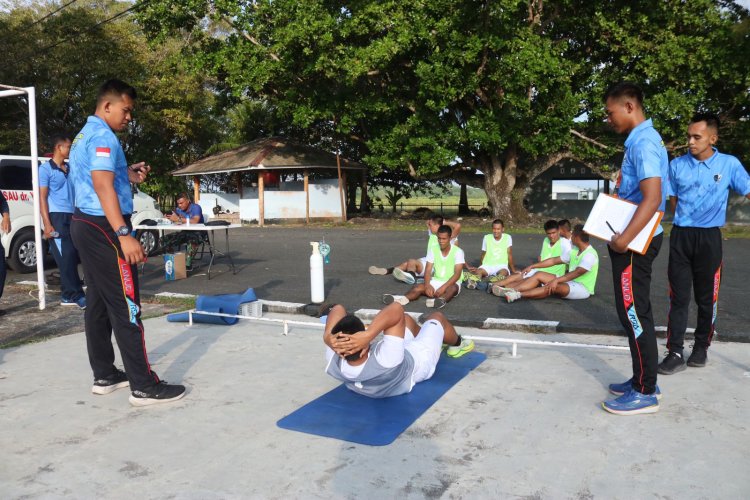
left=383, top=294, right=409, bottom=305
left=505, top=290, right=522, bottom=303
left=392, top=268, right=416, bottom=285
left=369, top=266, right=388, bottom=275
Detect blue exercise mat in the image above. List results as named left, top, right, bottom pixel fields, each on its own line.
left=277, top=351, right=486, bottom=446
left=167, top=288, right=257, bottom=325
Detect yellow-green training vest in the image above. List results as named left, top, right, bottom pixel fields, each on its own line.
left=427, top=233, right=440, bottom=257
left=569, top=245, right=599, bottom=295
left=482, top=233, right=511, bottom=267
left=539, top=237, right=566, bottom=277
left=432, top=245, right=463, bottom=283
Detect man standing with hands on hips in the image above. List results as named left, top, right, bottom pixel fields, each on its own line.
left=602, top=82, right=669, bottom=415
left=658, top=113, right=750, bottom=374
left=70, top=79, right=185, bottom=406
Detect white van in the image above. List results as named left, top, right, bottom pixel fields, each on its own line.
left=0, top=155, right=163, bottom=273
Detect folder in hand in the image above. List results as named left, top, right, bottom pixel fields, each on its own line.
left=583, top=194, right=663, bottom=255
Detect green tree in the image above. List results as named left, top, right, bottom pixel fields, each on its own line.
left=137, top=0, right=750, bottom=220
left=0, top=0, right=225, bottom=204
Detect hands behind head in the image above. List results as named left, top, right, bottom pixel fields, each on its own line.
left=331, top=330, right=369, bottom=359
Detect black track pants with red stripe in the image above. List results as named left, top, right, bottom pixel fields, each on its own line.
left=666, top=226, right=722, bottom=354
left=609, top=233, right=662, bottom=395
left=71, top=210, right=160, bottom=391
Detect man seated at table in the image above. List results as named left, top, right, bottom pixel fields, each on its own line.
left=161, top=192, right=205, bottom=268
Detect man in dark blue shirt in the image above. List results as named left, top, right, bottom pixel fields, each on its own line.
left=0, top=193, right=9, bottom=315
left=162, top=192, right=205, bottom=268
left=659, top=113, right=750, bottom=374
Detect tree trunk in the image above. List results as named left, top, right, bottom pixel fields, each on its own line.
left=482, top=148, right=526, bottom=222
left=458, top=183, right=470, bottom=215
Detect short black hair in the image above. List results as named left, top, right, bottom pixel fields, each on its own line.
left=48, top=133, right=71, bottom=148
left=690, top=112, right=720, bottom=133
left=558, top=219, right=571, bottom=231
left=437, top=224, right=452, bottom=237
left=176, top=192, right=191, bottom=202
left=544, top=219, right=559, bottom=232
left=331, top=314, right=366, bottom=362
left=492, top=218, right=504, bottom=227
left=604, top=82, right=644, bottom=107
left=428, top=214, right=444, bottom=225
left=572, top=224, right=589, bottom=243
left=97, top=79, right=137, bottom=105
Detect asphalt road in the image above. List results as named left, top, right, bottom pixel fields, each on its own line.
left=5, top=225, right=748, bottom=341
left=127, top=225, right=748, bottom=342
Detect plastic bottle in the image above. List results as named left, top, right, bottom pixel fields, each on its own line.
left=49, top=231, right=60, bottom=238
left=310, top=241, right=325, bottom=303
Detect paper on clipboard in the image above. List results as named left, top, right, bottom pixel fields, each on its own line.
left=583, top=194, right=663, bottom=255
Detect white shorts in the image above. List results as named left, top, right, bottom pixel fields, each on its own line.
left=429, top=278, right=461, bottom=296
left=417, top=257, right=427, bottom=277
left=405, top=319, right=444, bottom=384
left=563, top=281, right=591, bottom=300
left=479, top=264, right=509, bottom=276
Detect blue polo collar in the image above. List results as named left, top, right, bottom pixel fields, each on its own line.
left=686, top=147, right=719, bottom=169
left=48, top=158, right=68, bottom=177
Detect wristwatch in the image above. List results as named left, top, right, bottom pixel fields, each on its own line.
left=115, top=225, right=130, bottom=237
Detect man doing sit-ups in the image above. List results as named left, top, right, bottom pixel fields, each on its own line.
left=324, top=303, right=474, bottom=398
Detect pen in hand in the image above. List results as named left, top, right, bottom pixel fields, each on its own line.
left=606, top=221, right=616, bottom=234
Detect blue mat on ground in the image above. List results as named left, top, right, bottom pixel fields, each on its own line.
left=277, top=351, right=486, bottom=446
left=167, top=288, right=257, bottom=325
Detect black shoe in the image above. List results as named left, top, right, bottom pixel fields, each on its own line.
left=129, top=381, right=186, bottom=407
left=657, top=351, right=686, bottom=375
left=687, top=346, right=708, bottom=367
left=92, top=368, right=130, bottom=395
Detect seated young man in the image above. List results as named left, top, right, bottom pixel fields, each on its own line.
left=493, top=219, right=570, bottom=293
left=464, top=219, right=516, bottom=290
left=496, top=224, right=599, bottom=303
left=323, top=303, right=474, bottom=398
left=160, top=192, right=205, bottom=267
left=558, top=219, right=572, bottom=241
left=369, top=214, right=461, bottom=285
left=382, top=225, right=464, bottom=309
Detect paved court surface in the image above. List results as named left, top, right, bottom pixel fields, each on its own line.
left=131, top=226, right=749, bottom=341
left=1, top=313, right=748, bottom=498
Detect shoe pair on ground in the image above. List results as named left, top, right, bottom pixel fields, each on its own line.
left=657, top=345, right=708, bottom=375
left=368, top=266, right=419, bottom=285
left=602, top=378, right=662, bottom=415
left=382, top=294, right=446, bottom=309
left=92, top=368, right=186, bottom=407
left=61, top=296, right=87, bottom=310
left=490, top=284, right=522, bottom=302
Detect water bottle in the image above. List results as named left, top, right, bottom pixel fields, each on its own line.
left=319, top=239, right=331, bottom=264
left=50, top=231, right=60, bottom=238
left=310, top=242, right=325, bottom=303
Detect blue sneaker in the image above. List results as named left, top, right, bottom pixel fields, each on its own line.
left=61, top=296, right=87, bottom=310
left=608, top=378, right=662, bottom=400
left=602, top=389, right=659, bottom=415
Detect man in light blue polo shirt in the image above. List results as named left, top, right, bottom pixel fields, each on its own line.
left=659, top=113, right=750, bottom=375
left=601, top=82, right=669, bottom=416
left=39, top=133, right=85, bottom=308
left=70, top=79, right=185, bottom=407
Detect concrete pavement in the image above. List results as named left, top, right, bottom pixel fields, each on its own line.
left=1, top=313, right=748, bottom=498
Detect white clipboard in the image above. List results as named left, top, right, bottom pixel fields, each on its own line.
left=583, top=194, right=663, bottom=255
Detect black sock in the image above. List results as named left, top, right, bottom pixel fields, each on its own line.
left=387, top=267, right=395, bottom=274
left=453, top=335, right=462, bottom=347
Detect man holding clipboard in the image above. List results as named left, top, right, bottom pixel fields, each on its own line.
left=601, top=83, right=669, bottom=416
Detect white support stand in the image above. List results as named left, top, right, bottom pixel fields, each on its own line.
left=0, top=84, right=45, bottom=310
left=180, top=310, right=630, bottom=356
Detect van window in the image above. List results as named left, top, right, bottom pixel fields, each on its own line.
left=0, top=159, right=33, bottom=190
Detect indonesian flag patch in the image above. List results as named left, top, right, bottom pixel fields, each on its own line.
left=95, top=147, right=111, bottom=158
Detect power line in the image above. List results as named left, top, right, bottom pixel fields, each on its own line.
left=26, top=0, right=81, bottom=29
left=17, top=1, right=147, bottom=63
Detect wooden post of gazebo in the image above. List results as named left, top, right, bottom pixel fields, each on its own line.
left=304, top=169, right=310, bottom=223
left=193, top=175, right=200, bottom=202
left=258, top=172, right=265, bottom=227
left=235, top=172, right=243, bottom=198
left=360, top=171, right=369, bottom=212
